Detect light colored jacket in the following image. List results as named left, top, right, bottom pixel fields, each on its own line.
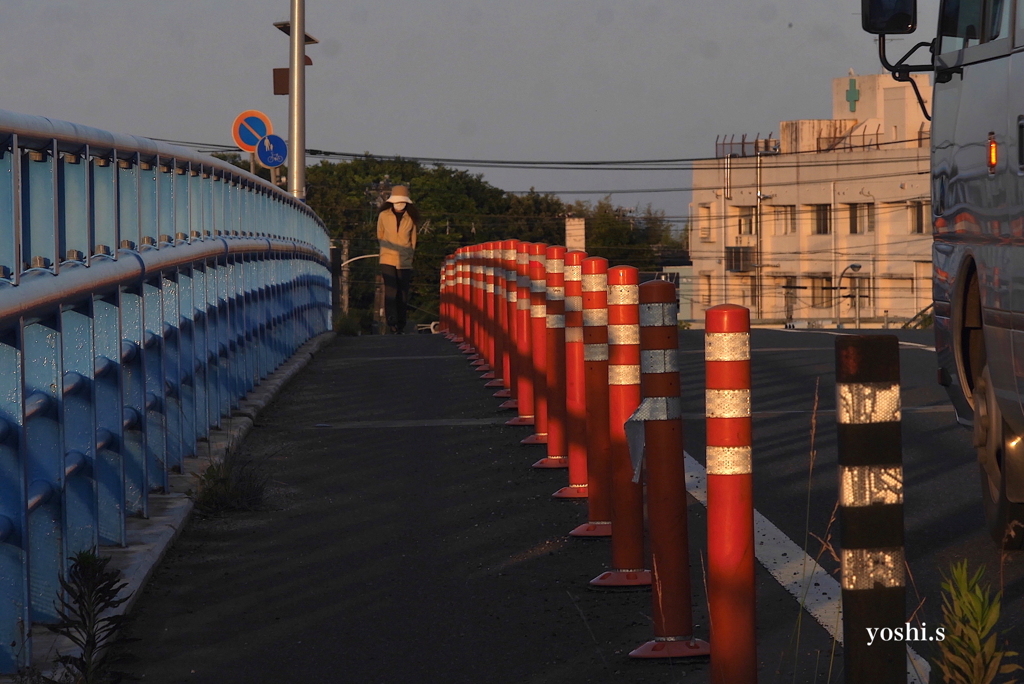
left=377, top=209, right=417, bottom=269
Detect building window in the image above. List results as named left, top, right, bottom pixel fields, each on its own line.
left=698, top=204, right=712, bottom=241
left=911, top=201, right=929, bottom=234
left=811, top=276, right=833, bottom=308
left=702, top=274, right=712, bottom=306
left=810, top=204, right=831, bottom=235
left=847, top=203, right=877, bottom=234
left=736, top=206, right=755, bottom=235
left=726, top=246, right=755, bottom=272
left=772, top=205, right=796, bottom=235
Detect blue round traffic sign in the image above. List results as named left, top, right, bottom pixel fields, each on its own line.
left=256, top=134, right=288, bottom=168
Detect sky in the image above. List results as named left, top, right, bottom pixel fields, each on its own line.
left=0, top=0, right=940, bottom=225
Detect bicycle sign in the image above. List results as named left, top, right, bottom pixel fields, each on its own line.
left=256, top=134, right=288, bottom=169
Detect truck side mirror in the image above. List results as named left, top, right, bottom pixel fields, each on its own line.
left=862, top=0, right=917, bottom=34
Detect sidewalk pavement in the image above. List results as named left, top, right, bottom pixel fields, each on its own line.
left=97, top=332, right=841, bottom=684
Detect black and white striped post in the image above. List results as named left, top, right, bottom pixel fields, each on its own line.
left=835, top=335, right=906, bottom=684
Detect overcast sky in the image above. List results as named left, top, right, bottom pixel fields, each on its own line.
left=0, top=0, right=940, bottom=223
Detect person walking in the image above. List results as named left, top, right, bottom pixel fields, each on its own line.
left=377, top=185, right=418, bottom=334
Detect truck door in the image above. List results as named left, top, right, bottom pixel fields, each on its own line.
left=936, top=0, right=1019, bottom=425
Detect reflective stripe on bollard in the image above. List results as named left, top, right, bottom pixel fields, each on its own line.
left=506, top=242, right=535, bottom=426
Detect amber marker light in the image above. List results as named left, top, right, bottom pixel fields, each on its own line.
left=988, top=132, right=997, bottom=173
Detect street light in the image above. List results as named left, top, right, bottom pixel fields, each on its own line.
left=275, top=2, right=318, bottom=201
left=838, top=263, right=863, bottom=328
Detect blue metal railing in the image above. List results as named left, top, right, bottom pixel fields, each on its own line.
left=0, top=110, right=331, bottom=672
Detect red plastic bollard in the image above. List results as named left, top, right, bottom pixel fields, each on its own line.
left=480, top=242, right=499, bottom=376
left=629, top=280, right=710, bottom=659
left=496, top=239, right=519, bottom=403
left=571, top=257, right=612, bottom=536
left=705, top=304, right=756, bottom=683
left=534, top=245, right=568, bottom=468
left=522, top=243, right=549, bottom=445
left=555, top=250, right=589, bottom=497
left=441, top=256, right=454, bottom=338
left=485, top=242, right=507, bottom=387
left=591, top=266, right=650, bottom=587
left=473, top=243, right=494, bottom=370
left=456, top=248, right=471, bottom=348
left=506, top=242, right=535, bottom=426
left=467, top=245, right=484, bottom=357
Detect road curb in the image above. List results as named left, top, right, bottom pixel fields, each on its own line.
left=15, top=331, right=337, bottom=681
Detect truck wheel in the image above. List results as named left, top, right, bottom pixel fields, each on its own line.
left=973, top=365, right=1024, bottom=548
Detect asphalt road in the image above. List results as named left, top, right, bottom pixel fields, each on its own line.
left=106, top=329, right=1023, bottom=683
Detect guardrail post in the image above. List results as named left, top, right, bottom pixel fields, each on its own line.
left=630, top=280, right=710, bottom=658
left=591, top=266, right=649, bottom=586
left=121, top=282, right=148, bottom=519
left=705, top=304, right=757, bottom=682
left=0, top=327, right=27, bottom=671
left=571, top=256, right=611, bottom=536
left=143, top=276, right=168, bottom=494
left=94, top=293, right=126, bottom=546
left=555, top=250, right=588, bottom=497
left=161, top=270, right=185, bottom=474
left=535, top=245, right=568, bottom=468
left=61, top=302, right=99, bottom=553
left=522, top=243, right=549, bottom=445
left=836, top=335, right=905, bottom=683
left=23, top=314, right=65, bottom=623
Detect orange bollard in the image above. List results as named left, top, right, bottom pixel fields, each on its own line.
left=496, top=239, right=519, bottom=404
left=629, top=280, right=710, bottom=659
left=506, top=242, right=535, bottom=426
left=455, top=248, right=470, bottom=348
left=485, top=242, right=507, bottom=387
left=705, top=305, right=756, bottom=683
left=534, top=245, right=568, bottom=468
left=591, top=266, right=650, bottom=586
left=521, top=243, right=549, bottom=445
left=480, top=242, right=499, bottom=377
left=571, top=257, right=612, bottom=536
left=555, top=250, right=589, bottom=497
left=467, top=245, right=484, bottom=357
left=473, top=243, right=493, bottom=370
left=441, top=256, right=454, bottom=338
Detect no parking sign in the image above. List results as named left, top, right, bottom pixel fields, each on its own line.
left=231, top=110, right=273, bottom=153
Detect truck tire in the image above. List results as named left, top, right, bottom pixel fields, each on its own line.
left=973, top=364, right=1024, bottom=548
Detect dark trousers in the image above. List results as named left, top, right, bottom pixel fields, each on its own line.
left=381, top=264, right=412, bottom=331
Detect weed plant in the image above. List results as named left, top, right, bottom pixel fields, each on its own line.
left=189, top=454, right=269, bottom=514
left=46, top=550, right=130, bottom=684
left=935, top=560, right=1021, bottom=684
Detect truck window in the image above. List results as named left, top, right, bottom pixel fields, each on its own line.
left=940, top=0, right=1009, bottom=51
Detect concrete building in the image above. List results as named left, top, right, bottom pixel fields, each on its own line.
left=688, top=72, right=932, bottom=328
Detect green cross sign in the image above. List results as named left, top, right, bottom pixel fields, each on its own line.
left=846, top=78, right=860, bottom=113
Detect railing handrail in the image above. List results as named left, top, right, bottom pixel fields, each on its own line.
left=0, top=108, right=326, bottom=235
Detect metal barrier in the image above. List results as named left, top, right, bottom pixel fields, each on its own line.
left=0, top=109, right=331, bottom=673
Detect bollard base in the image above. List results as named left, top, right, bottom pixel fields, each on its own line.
left=589, top=569, right=651, bottom=587
left=466, top=353, right=480, bottom=360
left=483, top=378, right=503, bottom=387
left=498, top=400, right=517, bottom=411
left=553, top=484, right=588, bottom=499
left=520, top=433, right=548, bottom=445
left=505, top=415, right=535, bottom=426
left=569, top=522, right=612, bottom=537
left=471, top=359, right=488, bottom=368
left=460, top=345, right=474, bottom=353
left=532, top=456, right=567, bottom=468
left=629, top=638, right=710, bottom=659
left=494, top=390, right=513, bottom=399
left=480, top=372, right=496, bottom=379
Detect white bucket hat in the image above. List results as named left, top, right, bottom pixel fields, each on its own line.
left=387, top=186, right=413, bottom=204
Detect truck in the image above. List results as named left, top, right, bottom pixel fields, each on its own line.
left=863, top=0, right=1024, bottom=548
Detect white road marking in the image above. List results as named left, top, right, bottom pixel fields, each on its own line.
left=684, top=452, right=931, bottom=683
